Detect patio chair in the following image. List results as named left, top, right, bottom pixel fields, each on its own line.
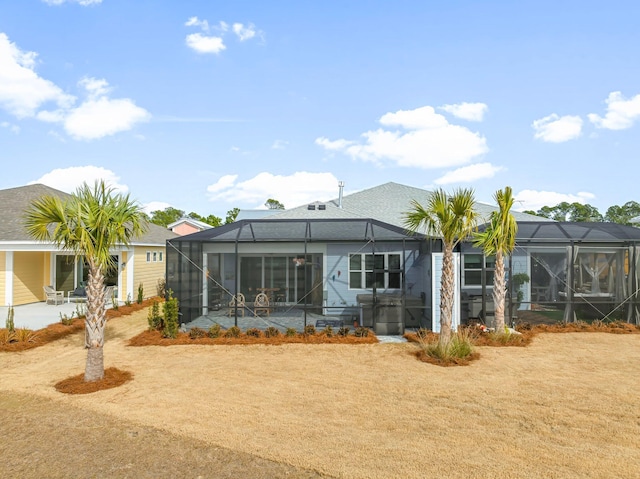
left=253, top=292, right=271, bottom=316
left=43, top=285, right=64, bottom=305
left=104, top=285, right=116, bottom=305
left=227, top=293, right=246, bottom=317
left=67, top=287, right=87, bottom=303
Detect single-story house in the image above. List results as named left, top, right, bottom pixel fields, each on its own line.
left=0, top=184, right=179, bottom=307
left=168, top=217, right=214, bottom=236
left=166, top=182, right=640, bottom=333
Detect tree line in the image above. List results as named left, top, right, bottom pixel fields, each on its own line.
left=523, top=201, right=640, bottom=224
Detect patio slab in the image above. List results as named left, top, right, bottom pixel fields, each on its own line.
left=0, top=300, right=119, bottom=331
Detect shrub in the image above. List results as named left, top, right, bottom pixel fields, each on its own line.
left=137, top=282, right=144, bottom=304
left=147, top=300, right=163, bottom=331
left=224, top=326, right=241, bottom=338
left=124, top=293, right=132, bottom=307
left=304, top=324, right=316, bottom=336
left=189, top=327, right=207, bottom=339
left=285, top=327, right=297, bottom=337
left=60, top=311, right=76, bottom=326
left=418, top=328, right=476, bottom=365
left=0, top=328, right=16, bottom=345
left=75, top=303, right=86, bottom=318
left=162, top=290, right=179, bottom=339
left=111, top=289, right=119, bottom=310
left=5, top=306, right=15, bottom=333
left=157, top=277, right=166, bottom=297
left=337, top=326, right=350, bottom=337
left=322, top=325, right=334, bottom=337
left=14, top=328, right=37, bottom=343
left=354, top=327, right=370, bottom=337
left=416, top=328, right=431, bottom=339
left=246, top=327, right=262, bottom=338
left=208, top=323, right=222, bottom=338
left=264, top=326, right=280, bottom=338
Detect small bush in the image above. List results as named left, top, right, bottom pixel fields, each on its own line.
left=224, top=326, right=241, bottom=338
left=14, top=328, right=37, bottom=343
left=111, top=289, right=119, bottom=310
left=416, top=328, right=431, bottom=339
left=147, top=300, right=163, bottom=331
left=124, top=293, right=132, bottom=307
left=418, top=328, right=477, bottom=365
left=5, top=306, right=15, bottom=333
left=264, top=326, right=280, bottom=338
left=246, top=327, right=262, bottom=338
left=156, top=278, right=166, bottom=297
left=60, top=311, right=76, bottom=326
left=162, top=290, right=179, bottom=339
left=322, top=325, right=334, bottom=337
left=137, top=282, right=144, bottom=304
left=285, top=327, right=297, bottom=337
left=0, top=328, right=16, bottom=344
left=304, top=324, right=316, bottom=336
left=337, top=326, right=350, bottom=337
left=75, top=303, right=86, bottom=318
left=208, top=323, right=222, bottom=338
left=189, top=327, right=207, bottom=339
left=354, top=327, right=370, bottom=337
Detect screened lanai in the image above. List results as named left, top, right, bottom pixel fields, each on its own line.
left=461, top=221, right=640, bottom=325
left=166, top=218, right=431, bottom=333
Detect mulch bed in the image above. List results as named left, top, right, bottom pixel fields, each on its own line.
left=54, top=367, right=133, bottom=394
left=128, top=329, right=379, bottom=346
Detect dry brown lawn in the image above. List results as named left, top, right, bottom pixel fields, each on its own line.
left=1, top=309, right=639, bottom=479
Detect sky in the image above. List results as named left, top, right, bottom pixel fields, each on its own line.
left=1, top=0, right=640, bottom=218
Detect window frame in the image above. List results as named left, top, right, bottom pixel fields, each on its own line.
left=348, top=252, right=402, bottom=290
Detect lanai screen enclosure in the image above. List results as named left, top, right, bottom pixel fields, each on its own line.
left=165, top=218, right=431, bottom=333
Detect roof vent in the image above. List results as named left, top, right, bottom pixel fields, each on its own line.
left=307, top=204, right=316, bottom=210
left=318, top=204, right=326, bottom=210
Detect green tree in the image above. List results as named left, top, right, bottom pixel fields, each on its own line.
left=404, top=188, right=477, bottom=344
left=150, top=207, right=184, bottom=227
left=265, top=198, right=285, bottom=210
left=187, top=212, right=223, bottom=227
left=473, top=187, right=518, bottom=334
left=225, top=207, right=240, bottom=224
left=604, top=201, right=640, bottom=225
left=24, top=181, right=147, bottom=382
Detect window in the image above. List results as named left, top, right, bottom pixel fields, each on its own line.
left=146, top=251, right=151, bottom=262
left=153, top=252, right=158, bottom=262
left=463, top=254, right=499, bottom=286
left=349, top=253, right=402, bottom=289
left=159, top=252, right=163, bottom=262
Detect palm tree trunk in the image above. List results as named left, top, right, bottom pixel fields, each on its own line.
left=84, top=259, right=107, bottom=382
left=493, top=251, right=506, bottom=333
left=439, top=244, right=455, bottom=344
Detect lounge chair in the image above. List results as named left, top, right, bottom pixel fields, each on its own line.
left=227, top=293, right=246, bottom=317
left=44, top=285, right=64, bottom=305
left=253, top=292, right=271, bottom=316
left=67, top=287, right=87, bottom=303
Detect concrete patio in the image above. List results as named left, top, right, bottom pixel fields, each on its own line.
left=0, top=300, right=120, bottom=331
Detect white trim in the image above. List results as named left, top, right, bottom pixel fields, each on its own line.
left=431, top=252, right=460, bottom=333
left=126, top=249, right=134, bottom=301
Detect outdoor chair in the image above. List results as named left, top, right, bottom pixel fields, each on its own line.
left=253, top=292, right=271, bottom=316
left=43, top=285, right=64, bottom=305
left=104, top=285, right=116, bottom=305
left=227, top=293, right=246, bottom=317
left=67, top=287, right=87, bottom=303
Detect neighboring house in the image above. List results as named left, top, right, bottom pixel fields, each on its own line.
left=0, top=184, right=179, bottom=307
left=166, top=182, right=640, bottom=332
left=168, top=217, right=214, bottom=236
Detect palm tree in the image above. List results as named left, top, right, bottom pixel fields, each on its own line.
left=473, top=186, right=518, bottom=333
left=24, top=181, right=147, bottom=381
left=404, top=188, right=477, bottom=344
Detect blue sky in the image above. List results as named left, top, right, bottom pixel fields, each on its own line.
left=1, top=0, right=639, bottom=218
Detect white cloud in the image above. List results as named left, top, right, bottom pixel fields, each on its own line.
left=434, top=162, right=504, bottom=185
left=29, top=166, right=129, bottom=194
left=42, top=0, right=102, bottom=5
left=532, top=114, right=583, bottom=143
left=0, top=33, right=75, bottom=118
left=185, top=16, right=209, bottom=31
left=61, top=77, right=150, bottom=140
left=1, top=121, right=20, bottom=134
left=588, top=91, right=640, bottom=130
left=207, top=172, right=339, bottom=209
left=316, top=105, right=488, bottom=169
left=185, top=33, right=226, bottom=54
left=232, top=23, right=257, bottom=41
left=514, top=189, right=595, bottom=213
left=271, top=139, right=289, bottom=150
left=143, top=201, right=172, bottom=216
left=439, top=102, right=488, bottom=122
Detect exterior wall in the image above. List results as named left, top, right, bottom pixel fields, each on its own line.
left=133, top=246, right=166, bottom=299
left=172, top=223, right=201, bottom=236
left=0, top=252, right=5, bottom=306
left=13, top=251, right=47, bottom=305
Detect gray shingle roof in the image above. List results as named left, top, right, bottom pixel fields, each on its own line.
left=0, top=184, right=177, bottom=245
left=267, top=182, right=548, bottom=228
